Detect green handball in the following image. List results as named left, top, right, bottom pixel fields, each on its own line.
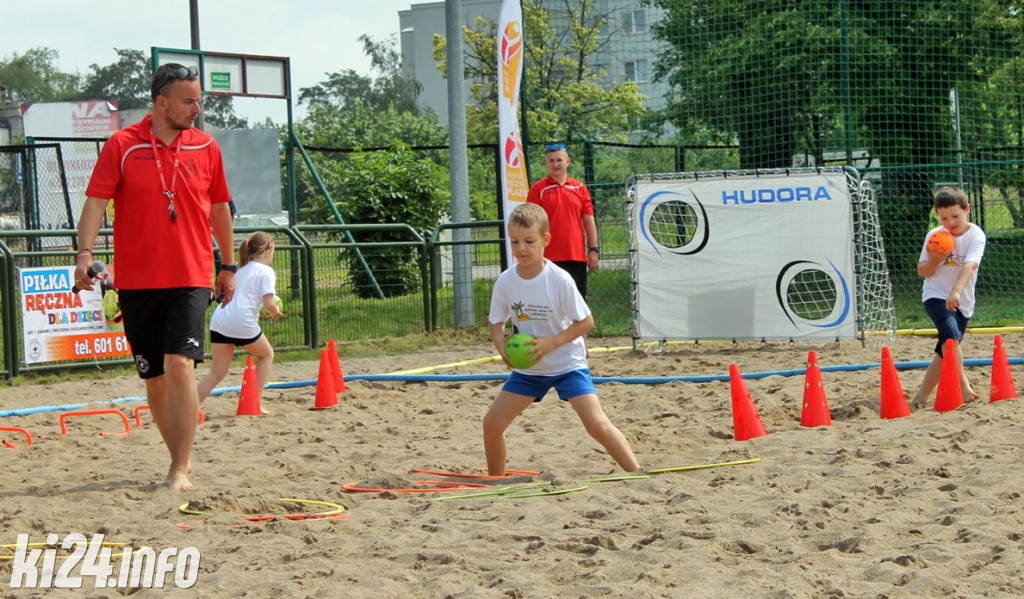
left=102, top=290, right=120, bottom=320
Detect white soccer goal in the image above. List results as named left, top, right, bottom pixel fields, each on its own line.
left=625, top=167, right=896, bottom=347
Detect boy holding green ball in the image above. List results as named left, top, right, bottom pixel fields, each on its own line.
left=485, top=203, right=639, bottom=476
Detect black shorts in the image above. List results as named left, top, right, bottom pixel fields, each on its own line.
left=210, top=329, right=263, bottom=347
left=553, top=260, right=588, bottom=301
left=119, top=288, right=209, bottom=379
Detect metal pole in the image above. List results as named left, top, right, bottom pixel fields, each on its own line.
left=446, top=0, right=474, bottom=327
left=950, top=88, right=964, bottom=188
left=840, top=0, right=852, bottom=165
left=190, top=0, right=205, bottom=130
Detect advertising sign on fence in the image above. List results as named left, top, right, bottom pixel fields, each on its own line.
left=19, top=265, right=130, bottom=364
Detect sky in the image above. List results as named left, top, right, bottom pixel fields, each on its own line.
left=0, top=0, right=415, bottom=124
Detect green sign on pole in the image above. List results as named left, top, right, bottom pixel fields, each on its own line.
left=210, top=72, right=231, bottom=90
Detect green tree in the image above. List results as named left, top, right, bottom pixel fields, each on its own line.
left=432, top=0, right=647, bottom=145
left=299, top=35, right=422, bottom=115
left=645, top=1, right=846, bottom=170
left=201, top=95, right=249, bottom=130
left=645, top=0, right=1019, bottom=277
left=293, top=36, right=450, bottom=299
left=0, top=48, right=79, bottom=103
left=300, top=141, right=450, bottom=299
left=646, top=0, right=1001, bottom=172
left=293, top=103, right=449, bottom=298
left=78, top=48, right=150, bottom=109
left=295, top=101, right=446, bottom=150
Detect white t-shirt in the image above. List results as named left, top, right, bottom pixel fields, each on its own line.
left=919, top=223, right=986, bottom=318
left=488, top=261, right=590, bottom=375
left=210, top=261, right=277, bottom=339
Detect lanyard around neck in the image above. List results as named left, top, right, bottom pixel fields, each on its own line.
left=150, top=129, right=183, bottom=223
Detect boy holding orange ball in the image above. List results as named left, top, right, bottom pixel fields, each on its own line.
left=912, top=186, right=987, bottom=406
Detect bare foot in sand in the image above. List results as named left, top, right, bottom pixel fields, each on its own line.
left=963, top=386, right=979, bottom=403
left=167, top=470, right=196, bottom=492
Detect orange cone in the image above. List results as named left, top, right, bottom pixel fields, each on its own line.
left=328, top=338, right=347, bottom=395
left=311, top=349, right=338, bottom=410
left=729, top=364, right=767, bottom=441
left=236, top=356, right=262, bottom=416
left=989, top=334, right=1018, bottom=402
left=800, top=351, right=832, bottom=427
left=879, top=346, right=911, bottom=419
left=934, top=338, right=963, bottom=413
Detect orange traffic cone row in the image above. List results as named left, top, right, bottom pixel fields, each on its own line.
left=879, top=346, right=911, bottom=419
left=729, top=363, right=767, bottom=441
left=800, top=351, right=832, bottom=427
left=236, top=356, right=262, bottom=416
left=934, top=339, right=963, bottom=413
left=989, top=334, right=1018, bottom=403
left=328, top=338, right=347, bottom=395
left=311, top=349, right=338, bottom=410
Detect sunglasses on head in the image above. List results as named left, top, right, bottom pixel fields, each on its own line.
left=170, top=65, right=199, bottom=79
left=546, top=143, right=566, bottom=151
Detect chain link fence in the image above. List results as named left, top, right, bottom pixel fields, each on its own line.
left=5, top=0, right=1023, bottom=374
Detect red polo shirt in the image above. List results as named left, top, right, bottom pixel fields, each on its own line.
left=85, top=114, right=231, bottom=290
left=527, top=174, right=594, bottom=262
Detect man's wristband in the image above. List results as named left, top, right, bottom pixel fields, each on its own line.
left=77, top=249, right=93, bottom=259
left=219, top=263, right=237, bottom=273
left=588, top=246, right=600, bottom=256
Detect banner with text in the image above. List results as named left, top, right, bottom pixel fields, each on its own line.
left=632, top=172, right=857, bottom=340
left=497, top=0, right=527, bottom=262
left=20, top=266, right=130, bottom=364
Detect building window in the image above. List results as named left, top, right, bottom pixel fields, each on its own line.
left=624, top=10, right=647, bottom=34
left=625, top=60, right=649, bottom=84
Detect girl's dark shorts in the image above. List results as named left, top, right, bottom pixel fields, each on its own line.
left=210, top=330, right=263, bottom=347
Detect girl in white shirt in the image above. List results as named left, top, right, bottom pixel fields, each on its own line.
left=197, top=231, right=282, bottom=408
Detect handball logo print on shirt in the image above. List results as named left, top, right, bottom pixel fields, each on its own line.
left=181, top=157, right=199, bottom=177
left=513, top=302, right=551, bottom=323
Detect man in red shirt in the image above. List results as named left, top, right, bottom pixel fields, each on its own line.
left=526, top=144, right=600, bottom=300
left=75, top=63, right=236, bottom=492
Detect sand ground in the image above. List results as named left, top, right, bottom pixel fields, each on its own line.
left=2, top=333, right=1024, bottom=598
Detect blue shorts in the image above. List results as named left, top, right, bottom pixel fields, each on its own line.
left=501, top=368, right=596, bottom=402
left=924, top=298, right=969, bottom=356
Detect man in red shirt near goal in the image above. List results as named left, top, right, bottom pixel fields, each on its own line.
left=527, top=143, right=600, bottom=301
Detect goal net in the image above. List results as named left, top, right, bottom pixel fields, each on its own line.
left=626, top=167, right=896, bottom=346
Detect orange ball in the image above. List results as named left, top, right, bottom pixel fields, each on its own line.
left=926, top=230, right=955, bottom=255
